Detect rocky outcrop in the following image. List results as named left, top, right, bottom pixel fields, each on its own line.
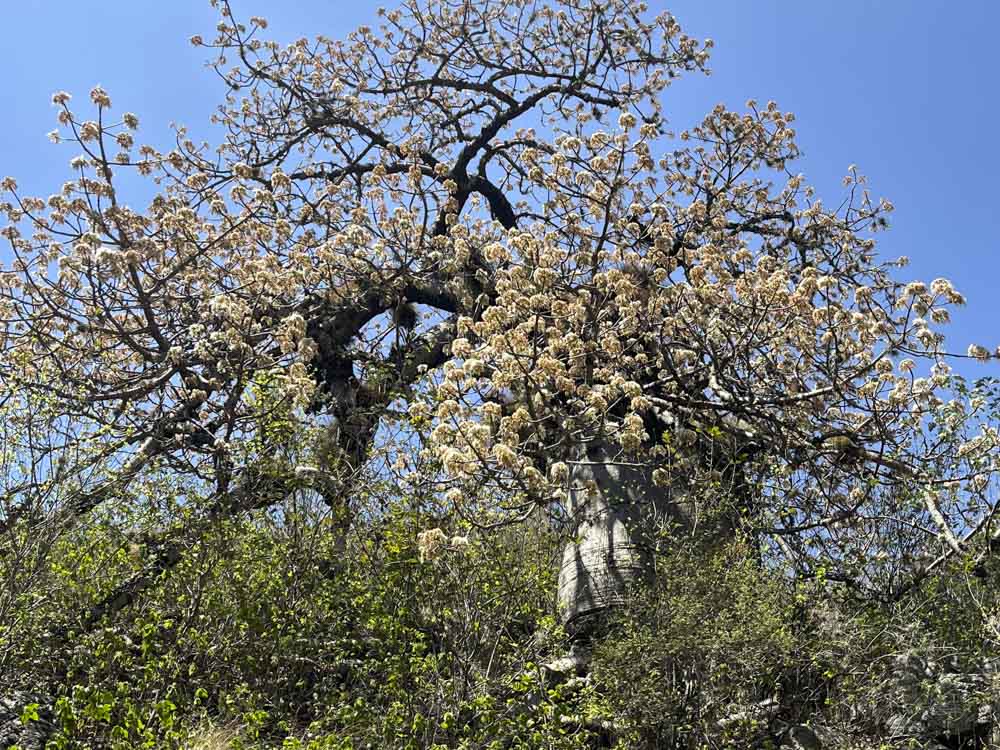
left=885, top=651, right=997, bottom=748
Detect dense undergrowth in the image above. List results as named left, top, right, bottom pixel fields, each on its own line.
left=4, top=493, right=999, bottom=749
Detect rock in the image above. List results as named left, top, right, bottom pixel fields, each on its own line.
left=785, top=724, right=822, bottom=750
left=0, top=692, right=54, bottom=750
left=543, top=647, right=591, bottom=685
left=885, top=649, right=996, bottom=744
left=716, top=697, right=780, bottom=730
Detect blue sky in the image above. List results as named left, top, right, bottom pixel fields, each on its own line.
left=2, top=0, right=998, bottom=378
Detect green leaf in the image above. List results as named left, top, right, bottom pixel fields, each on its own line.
left=19, top=703, right=40, bottom=725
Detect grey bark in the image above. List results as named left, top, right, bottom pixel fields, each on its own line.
left=556, top=440, right=701, bottom=636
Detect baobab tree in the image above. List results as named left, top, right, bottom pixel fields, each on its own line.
left=1, top=0, right=997, bottom=645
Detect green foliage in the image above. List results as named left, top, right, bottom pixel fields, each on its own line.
left=1, top=492, right=609, bottom=749
left=591, top=538, right=801, bottom=748
left=6, top=491, right=1000, bottom=749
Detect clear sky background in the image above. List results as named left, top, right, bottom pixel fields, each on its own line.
left=2, top=0, right=998, bottom=378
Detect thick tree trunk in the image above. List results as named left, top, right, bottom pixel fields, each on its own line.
left=556, top=440, right=701, bottom=637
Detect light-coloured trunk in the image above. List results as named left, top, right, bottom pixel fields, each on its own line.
left=556, top=440, right=702, bottom=636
